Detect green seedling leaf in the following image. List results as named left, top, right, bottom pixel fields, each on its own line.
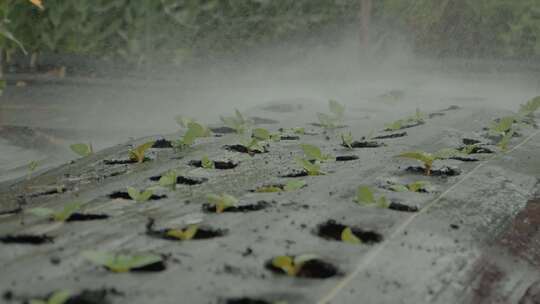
left=341, top=227, right=362, bottom=244
left=181, top=122, right=208, bottom=147
left=498, top=129, right=515, bottom=151
left=397, top=151, right=435, bottom=175
left=490, top=116, right=515, bottom=136
left=70, top=143, right=93, bottom=157
left=29, top=290, right=72, bottom=304
left=355, top=186, right=376, bottom=204
left=127, top=187, right=154, bottom=202
left=329, top=99, right=345, bottom=119
left=159, top=171, right=178, bottom=190
left=284, top=180, right=306, bottom=191
left=255, top=186, right=283, bottom=193
left=317, top=113, right=337, bottom=129
left=377, top=196, right=390, bottom=208
left=461, top=144, right=479, bottom=155
left=201, top=155, right=215, bottom=169
left=300, top=144, right=331, bottom=162
left=408, top=181, right=430, bottom=192
left=220, top=109, right=250, bottom=134
left=519, top=96, right=540, bottom=116
left=295, top=157, right=323, bottom=176
left=385, top=120, right=404, bottom=131
left=252, top=128, right=271, bottom=141
left=27, top=160, right=39, bottom=180
left=341, top=132, right=354, bottom=149
left=271, top=254, right=318, bottom=277
left=389, top=184, right=409, bottom=192
left=166, top=224, right=198, bottom=240
left=207, top=193, right=238, bottom=213
left=293, top=127, right=305, bottom=135
left=82, top=251, right=162, bottom=273
left=129, top=141, right=154, bottom=163
left=174, top=115, right=195, bottom=128
left=239, top=137, right=266, bottom=153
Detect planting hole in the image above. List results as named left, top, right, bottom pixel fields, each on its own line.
left=384, top=121, right=424, bottom=131
left=280, top=135, right=300, bottom=141
left=265, top=257, right=339, bottom=279
left=66, top=213, right=109, bottom=222
left=146, top=219, right=227, bottom=241
left=108, top=191, right=166, bottom=201
left=189, top=160, right=238, bottom=170
left=281, top=171, right=309, bottom=178
left=225, top=298, right=271, bottom=304
left=405, top=166, right=461, bottom=177
left=211, top=127, right=236, bottom=134
left=0, top=234, right=53, bottom=245
left=149, top=174, right=207, bottom=185
left=103, top=158, right=150, bottom=165
left=372, top=132, right=407, bottom=140
left=336, top=155, right=359, bottom=162
left=128, top=261, right=166, bottom=272
left=389, top=202, right=419, bottom=212
left=449, top=156, right=479, bottom=162
left=152, top=139, right=173, bottom=149
left=203, top=201, right=272, bottom=213
left=225, top=145, right=267, bottom=154
left=345, top=141, right=384, bottom=148
left=316, top=220, right=383, bottom=244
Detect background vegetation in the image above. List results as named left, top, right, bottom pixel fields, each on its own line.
left=1, top=0, right=539, bottom=70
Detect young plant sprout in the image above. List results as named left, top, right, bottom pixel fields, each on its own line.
left=295, top=157, right=324, bottom=176
left=220, top=109, right=251, bottom=134
left=174, top=115, right=195, bottom=128
left=315, top=100, right=346, bottom=130
left=27, top=160, right=39, bottom=180
left=329, top=99, right=345, bottom=119
left=128, top=141, right=154, bottom=163
left=158, top=171, right=178, bottom=190
left=27, top=202, right=81, bottom=222
left=489, top=116, right=515, bottom=137
left=341, top=227, right=362, bottom=244
left=70, top=143, right=93, bottom=157
left=388, top=181, right=430, bottom=193
left=271, top=254, right=318, bottom=277
left=385, top=108, right=425, bottom=131
left=206, top=193, right=238, bottom=213
left=355, top=186, right=389, bottom=208
left=300, top=144, right=331, bottom=162
left=166, top=224, right=199, bottom=241
left=201, top=155, right=215, bottom=169
left=292, top=127, right=305, bottom=135
left=127, top=186, right=154, bottom=202
left=498, top=129, right=515, bottom=151
left=82, top=250, right=162, bottom=273
left=518, top=96, right=540, bottom=117
left=176, top=122, right=210, bottom=148
left=29, top=290, right=72, bottom=304
left=252, top=127, right=280, bottom=141
left=256, top=180, right=307, bottom=193
left=317, top=113, right=338, bottom=130
left=341, top=132, right=354, bottom=149
left=238, top=137, right=266, bottom=153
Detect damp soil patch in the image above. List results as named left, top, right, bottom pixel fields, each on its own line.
left=0, top=234, right=53, bottom=245
left=336, top=155, right=359, bottom=162
left=149, top=174, right=208, bottom=185
left=225, top=145, right=267, bottom=154
left=103, top=157, right=150, bottom=165
left=389, top=202, right=419, bottom=212
left=405, top=166, right=461, bottom=177
left=265, top=258, right=339, bottom=279
left=108, top=191, right=167, bottom=201
left=151, top=139, right=173, bottom=149
left=66, top=213, right=109, bottom=222
left=316, top=220, right=382, bottom=244
left=202, top=201, right=272, bottom=213
left=343, top=141, right=384, bottom=148
left=146, top=219, right=227, bottom=241
left=189, top=160, right=238, bottom=170
left=372, top=132, right=407, bottom=140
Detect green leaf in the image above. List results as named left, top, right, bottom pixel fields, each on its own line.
left=129, top=141, right=154, bottom=163
left=377, top=196, right=390, bottom=208
left=295, top=157, right=323, bottom=176
left=174, top=116, right=195, bottom=128
left=252, top=128, right=270, bottom=141
left=433, top=148, right=465, bottom=159
left=127, top=187, right=153, bottom=202
left=181, top=122, right=207, bottom=146
left=255, top=186, right=283, bottom=193
left=407, top=181, right=430, bottom=192
left=293, top=127, right=305, bottom=135
left=490, top=116, right=515, bottom=135
left=271, top=255, right=296, bottom=276
left=498, top=129, right=515, bottom=151
left=341, top=132, right=353, bottom=149
left=201, top=155, right=215, bottom=169
left=341, top=227, right=362, bottom=244
left=159, top=171, right=177, bottom=189
left=29, top=160, right=39, bottom=172
left=27, top=208, right=55, bottom=218
left=356, top=186, right=376, bottom=204
left=397, top=151, right=434, bottom=165
left=385, top=120, right=403, bottom=131
left=207, top=193, right=238, bottom=213
left=284, top=180, right=306, bottom=191
left=166, top=225, right=198, bottom=240
left=329, top=100, right=345, bottom=119
left=519, top=96, right=540, bottom=116
left=317, top=113, right=337, bottom=129
left=53, top=202, right=81, bottom=221
left=48, top=290, right=72, bottom=304
left=70, top=143, right=93, bottom=157
left=82, top=251, right=162, bottom=273
left=300, top=144, right=330, bottom=161
left=389, top=184, right=409, bottom=192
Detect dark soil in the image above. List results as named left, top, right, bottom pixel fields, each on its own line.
left=0, top=207, right=22, bottom=216
left=0, top=234, right=53, bottom=245
left=428, top=112, right=446, bottom=118
left=103, top=157, right=150, bottom=165
left=127, top=261, right=167, bottom=272
left=211, top=127, right=236, bottom=134
left=372, top=132, right=408, bottom=140
left=149, top=174, right=208, bottom=185
left=405, top=166, right=461, bottom=177
left=449, top=156, right=479, bottom=162
left=29, top=186, right=66, bottom=198
left=462, top=138, right=482, bottom=145
left=202, top=201, right=272, bottom=213
left=66, top=213, right=109, bottom=222
left=151, top=139, right=173, bottom=149
left=265, top=258, right=339, bottom=279
left=441, top=105, right=462, bottom=111
left=345, top=141, right=384, bottom=148
left=388, top=202, right=419, bottom=212
left=281, top=171, right=309, bottom=178
left=336, top=155, right=359, bottom=162
left=280, top=135, right=300, bottom=141
left=225, top=145, right=267, bottom=154
left=316, top=220, right=383, bottom=244
left=108, top=191, right=167, bottom=201
left=146, top=219, right=227, bottom=241
left=225, top=298, right=271, bottom=304
left=250, top=117, right=279, bottom=125
left=384, top=121, right=425, bottom=132
left=459, top=145, right=495, bottom=154
left=189, top=160, right=238, bottom=170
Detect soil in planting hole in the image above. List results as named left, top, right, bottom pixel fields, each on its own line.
left=317, top=220, right=383, bottom=244
left=459, top=145, right=495, bottom=154
left=345, top=141, right=384, bottom=148
left=149, top=174, right=208, bottom=185
left=280, top=135, right=300, bottom=141
left=336, top=155, right=359, bottom=162
left=372, top=132, right=407, bottom=140
left=225, top=298, right=271, bottom=304
left=108, top=191, right=167, bottom=201
left=265, top=258, right=339, bottom=279
left=449, top=156, right=479, bottom=162
left=66, top=213, right=109, bottom=222
left=152, top=139, right=173, bottom=149
left=202, top=201, right=272, bottom=213
left=384, top=121, right=424, bottom=132
left=250, top=117, right=279, bottom=125
left=281, top=171, right=309, bottom=178
left=189, top=160, right=238, bottom=170
left=0, top=234, right=53, bottom=245
left=211, top=126, right=236, bottom=134
left=225, top=145, right=267, bottom=154
left=146, top=219, right=226, bottom=240
left=405, top=166, right=461, bottom=177
left=103, top=158, right=150, bottom=165
left=389, top=202, right=419, bottom=212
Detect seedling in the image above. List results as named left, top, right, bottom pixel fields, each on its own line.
left=295, top=157, right=324, bottom=176
left=316, top=113, right=338, bottom=130
left=388, top=181, right=430, bottom=193
left=256, top=180, right=307, bottom=193
left=206, top=193, right=238, bottom=213
left=27, top=160, right=39, bottom=180
left=176, top=122, right=210, bottom=148
left=238, top=137, right=266, bottom=153
left=252, top=127, right=280, bottom=141
left=29, top=290, right=71, bottom=304
left=27, top=202, right=81, bottom=222
left=315, top=100, right=345, bottom=130
left=128, top=141, right=154, bottom=163
left=158, top=171, right=178, bottom=190
left=300, top=144, right=331, bottom=162
left=329, top=99, right=345, bottom=120
left=220, top=109, right=251, bottom=134
left=341, top=132, right=354, bottom=149
left=166, top=224, right=198, bottom=240
left=127, top=186, right=154, bottom=202
left=271, top=254, right=318, bottom=277
left=70, top=143, right=93, bottom=157
left=201, top=155, right=215, bottom=169
left=82, top=250, right=162, bottom=273
left=292, top=127, right=305, bottom=135
left=385, top=108, right=425, bottom=131
left=341, top=227, right=362, bottom=244
left=489, top=116, right=515, bottom=137
left=355, top=186, right=389, bottom=208
left=518, top=96, right=540, bottom=117
left=498, top=129, right=515, bottom=151
left=174, top=115, right=195, bottom=128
